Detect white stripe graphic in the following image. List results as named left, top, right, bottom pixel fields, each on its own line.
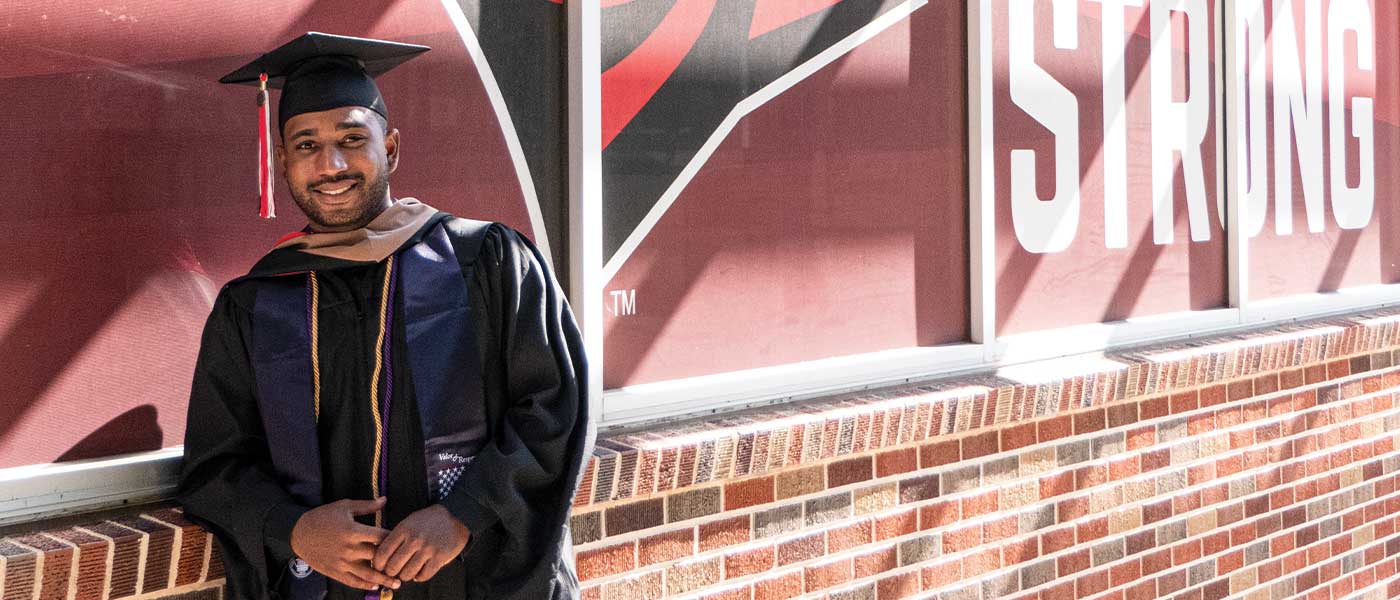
left=601, top=0, right=929, bottom=283
left=439, top=0, right=555, bottom=268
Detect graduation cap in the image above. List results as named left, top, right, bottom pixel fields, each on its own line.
left=220, top=32, right=430, bottom=219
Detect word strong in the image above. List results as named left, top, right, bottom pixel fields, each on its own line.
left=1005, top=0, right=1377, bottom=255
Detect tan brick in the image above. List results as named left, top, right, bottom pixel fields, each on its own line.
left=853, top=482, right=897, bottom=515
left=666, top=556, right=721, bottom=596
left=775, top=466, right=824, bottom=500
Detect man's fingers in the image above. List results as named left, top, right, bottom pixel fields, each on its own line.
left=334, top=571, right=379, bottom=591
left=383, top=539, right=422, bottom=578
left=372, top=531, right=406, bottom=571
left=344, top=542, right=379, bottom=562
left=344, top=560, right=401, bottom=590
left=348, top=523, right=391, bottom=544
left=416, top=556, right=451, bottom=583
left=399, top=551, right=434, bottom=583
left=344, top=497, right=388, bottom=517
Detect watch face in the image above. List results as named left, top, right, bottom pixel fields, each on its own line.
left=290, top=558, right=313, bottom=579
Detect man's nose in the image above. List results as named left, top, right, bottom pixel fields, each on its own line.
left=316, top=145, right=349, bottom=174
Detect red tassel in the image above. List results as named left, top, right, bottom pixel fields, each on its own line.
left=257, top=73, right=276, bottom=219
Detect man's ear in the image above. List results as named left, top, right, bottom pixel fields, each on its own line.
left=275, top=140, right=286, bottom=174
left=385, top=128, right=400, bottom=174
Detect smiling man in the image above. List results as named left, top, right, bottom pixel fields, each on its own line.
left=178, top=33, right=591, bottom=600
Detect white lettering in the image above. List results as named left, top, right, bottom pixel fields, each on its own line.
left=1327, top=0, right=1375, bottom=230
left=1093, top=0, right=1144, bottom=249
left=1151, top=0, right=1212, bottom=245
left=1271, top=0, right=1326, bottom=234
left=1009, top=0, right=1080, bottom=254
left=1233, top=0, right=1269, bottom=237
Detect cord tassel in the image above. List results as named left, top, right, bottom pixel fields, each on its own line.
left=257, top=73, right=276, bottom=219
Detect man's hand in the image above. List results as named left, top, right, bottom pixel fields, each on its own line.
left=290, top=497, right=401, bottom=591
left=372, top=505, right=471, bottom=583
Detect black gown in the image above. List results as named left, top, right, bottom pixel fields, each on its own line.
left=178, top=222, right=590, bottom=600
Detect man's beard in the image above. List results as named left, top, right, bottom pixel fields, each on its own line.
left=289, top=170, right=391, bottom=231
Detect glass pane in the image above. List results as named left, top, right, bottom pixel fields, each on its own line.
left=601, top=1, right=970, bottom=388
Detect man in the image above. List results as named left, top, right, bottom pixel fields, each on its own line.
left=179, top=33, right=591, bottom=600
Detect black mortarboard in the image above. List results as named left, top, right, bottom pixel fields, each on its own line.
left=219, top=32, right=430, bottom=219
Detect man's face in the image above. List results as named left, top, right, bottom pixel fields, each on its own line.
left=278, top=106, right=399, bottom=232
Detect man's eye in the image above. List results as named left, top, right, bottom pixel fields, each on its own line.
left=296, top=141, right=316, bottom=151
left=342, top=135, right=367, bottom=145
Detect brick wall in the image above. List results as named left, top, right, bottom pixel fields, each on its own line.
left=7, top=309, right=1400, bottom=600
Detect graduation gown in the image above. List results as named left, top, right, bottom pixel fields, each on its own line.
left=178, top=209, right=590, bottom=600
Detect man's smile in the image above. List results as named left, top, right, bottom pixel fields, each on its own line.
left=312, top=179, right=359, bottom=198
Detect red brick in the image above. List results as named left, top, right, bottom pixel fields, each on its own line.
left=875, top=509, right=918, bottom=541
left=878, top=571, right=920, bottom=599
left=1074, top=409, right=1107, bottom=435
left=1188, top=412, right=1216, bottom=435
left=1003, top=538, right=1039, bottom=564
left=1110, top=457, right=1140, bottom=481
left=1001, top=422, right=1039, bottom=452
left=700, top=516, right=751, bottom=551
left=1058, top=496, right=1090, bottom=521
left=983, top=515, right=1018, bottom=543
left=724, top=476, right=775, bottom=511
left=1126, top=426, right=1155, bottom=450
left=1142, top=548, right=1176, bottom=573
left=1218, top=549, right=1243, bottom=574
left=1326, top=359, right=1350, bottom=379
left=1039, top=415, right=1072, bottom=443
left=1058, top=549, right=1090, bottom=576
left=1126, top=579, right=1157, bottom=600
left=1227, top=380, right=1254, bottom=401
left=876, top=448, right=918, bottom=478
left=776, top=533, right=824, bottom=566
left=961, top=491, right=998, bottom=519
left=961, top=548, right=1001, bottom=577
left=1111, top=560, right=1142, bottom=586
left=1141, top=396, right=1170, bottom=419
left=1077, top=517, right=1108, bottom=543
left=753, top=569, right=803, bottom=600
left=919, top=500, right=960, bottom=529
left=577, top=541, right=636, bottom=581
left=1171, top=539, right=1202, bottom=564
left=1077, top=570, right=1111, bottom=596
left=921, top=561, right=962, bottom=590
left=1157, top=568, right=1187, bottom=595
left=919, top=440, right=959, bottom=468
left=1108, top=402, right=1139, bottom=427
left=854, top=546, right=897, bottom=578
left=1170, top=391, right=1199, bottom=414
left=1041, top=526, right=1075, bottom=554
left=1041, top=471, right=1075, bottom=498
left=1141, top=448, right=1170, bottom=472
left=639, top=529, right=695, bottom=566
left=943, top=524, right=981, bottom=553
left=1143, top=499, right=1172, bottom=524
left=962, top=431, right=998, bottom=460
left=803, top=558, right=852, bottom=592
left=1075, top=465, right=1108, bottom=490
left=828, top=456, right=873, bottom=488
left=1199, top=384, right=1228, bottom=407
left=726, top=545, right=775, bottom=579
left=827, top=521, right=872, bottom=553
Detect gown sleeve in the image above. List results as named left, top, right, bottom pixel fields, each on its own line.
left=439, top=224, right=593, bottom=599
left=177, top=288, right=309, bottom=600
